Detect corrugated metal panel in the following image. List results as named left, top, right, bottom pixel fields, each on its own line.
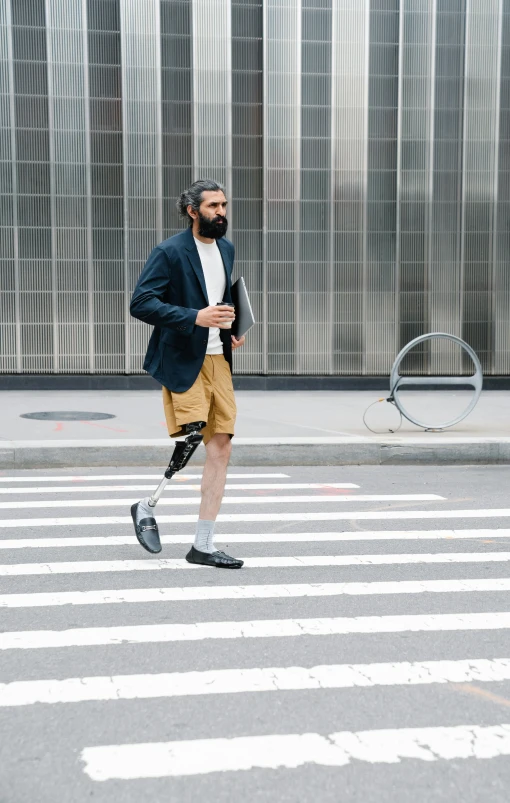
left=265, top=0, right=301, bottom=375
left=0, top=0, right=19, bottom=373
left=366, top=0, right=399, bottom=375
left=429, top=0, right=465, bottom=376
left=331, top=0, right=369, bottom=375
left=120, top=0, right=162, bottom=374
left=46, top=0, right=91, bottom=373
left=88, top=0, right=125, bottom=374
left=161, top=0, right=192, bottom=241
left=493, top=0, right=510, bottom=373
left=398, top=0, right=435, bottom=375
left=461, top=0, right=502, bottom=374
left=299, top=0, right=332, bottom=375
left=231, top=0, right=263, bottom=375
left=192, top=0, right=231, bottom=188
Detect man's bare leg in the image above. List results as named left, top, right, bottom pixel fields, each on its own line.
left=186, top=433, right=243, bottom=567
left=199, top=433, right=232, bottom=521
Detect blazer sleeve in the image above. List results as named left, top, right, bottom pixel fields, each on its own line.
left=129, top=246, right=198, bottom=335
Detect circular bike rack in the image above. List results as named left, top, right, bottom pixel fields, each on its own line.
left=389, top=333, right=483, bottom=430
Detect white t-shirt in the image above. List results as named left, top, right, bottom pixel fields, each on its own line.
left=193, top=237, right=226, bottom=355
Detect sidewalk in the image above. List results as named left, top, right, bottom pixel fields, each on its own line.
left=1, top=388, right=509, bottom=468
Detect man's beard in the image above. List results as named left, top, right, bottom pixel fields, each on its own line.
left=197, top=211, right=228, bottom=239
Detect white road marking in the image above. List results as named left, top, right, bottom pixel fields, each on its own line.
left=4, top=611, right=510, bottom=650
left=0, top=494, right=444, bottom=510
left=2, top=577, right=510, bottom=608
left=3, top=657, right=510, bottom=706
left=1, top=552, right=509, bottom=577
left=81, top=723, right=510, bottom=780
left=0, top=473, right=290, bottom=482
left=2, top=528, right=509, bottom=549
left=2, top=508, right=508, bottom=529
left=0, top=482, right=360, bottom=495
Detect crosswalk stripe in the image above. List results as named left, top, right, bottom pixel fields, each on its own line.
left=0, top=482, right=360, bottom=495
left=2, top=577, right=510, bottom=608
left=3, top=657, right=510, bottom=706
left=0, top=494, right=444, bottom=511
left=4, top=611, right=510, bottom=651
left=2, top=528, right=508, bottom=549
left=0, top=473, right=290, bottom=483
left=2, top=552, right=509, bottom=577
left=2, top=508, right=508, bottom=529
left=4, top=468, right=506, bottom=791
left=80, top=723, right=510, bottom=780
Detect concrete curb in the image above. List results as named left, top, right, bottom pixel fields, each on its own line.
left=1, top=437, right=510, bottom=468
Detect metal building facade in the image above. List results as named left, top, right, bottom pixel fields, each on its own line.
left=1, top=0, right=509, bottom=376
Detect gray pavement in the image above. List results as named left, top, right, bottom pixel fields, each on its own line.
left=1, top=464, right=510, bottom=801
left=2, top=388, right=510, bottom=439
left=1, top=388, right=510, bottom=467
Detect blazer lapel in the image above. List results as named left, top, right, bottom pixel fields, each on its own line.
left=184, top=229, right=209, bottom=303
left=216, top=237, right=232, bottom=300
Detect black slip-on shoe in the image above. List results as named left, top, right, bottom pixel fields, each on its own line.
left=185, top=546, right=243, bottom=569
left=131, top=502, right=162, bottom=554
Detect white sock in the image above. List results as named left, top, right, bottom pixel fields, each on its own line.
left=194, top=519, right=216, bottom=554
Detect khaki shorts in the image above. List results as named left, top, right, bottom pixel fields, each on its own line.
left=162, top=354, right=237, bottom=445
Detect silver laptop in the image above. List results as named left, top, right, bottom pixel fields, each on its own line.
left=231, top=277, right=255, bottom=338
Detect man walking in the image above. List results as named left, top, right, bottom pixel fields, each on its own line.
left=130, top=179, right=245, bottom=568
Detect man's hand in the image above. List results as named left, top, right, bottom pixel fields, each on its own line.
left=196, top=305, right=235, bottom=328
left=231, top=335, right=245, bottom=350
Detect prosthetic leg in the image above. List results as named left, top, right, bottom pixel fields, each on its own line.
left=131, top=421, right=206, bottom=554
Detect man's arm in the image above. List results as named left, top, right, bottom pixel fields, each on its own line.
left=130, top=246, right=198, bottom=335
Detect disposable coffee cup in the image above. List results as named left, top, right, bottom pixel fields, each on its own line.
left=216, top=302, right=235, bottom=329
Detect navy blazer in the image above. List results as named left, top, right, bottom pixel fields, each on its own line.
left=130, top=227, right=234, bottom=392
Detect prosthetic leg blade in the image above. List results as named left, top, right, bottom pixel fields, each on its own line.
left=131, top=498, right=162, bottom=554
left=130, top=421, right=206, bottom=555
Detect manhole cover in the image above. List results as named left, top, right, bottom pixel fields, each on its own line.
left=20, top=411, right=116, bottom=421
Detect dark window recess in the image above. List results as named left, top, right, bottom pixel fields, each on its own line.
left=11, top=0, right=46, bottom=27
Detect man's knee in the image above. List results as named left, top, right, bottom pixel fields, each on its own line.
left=206, top=433, right=232, bottom=462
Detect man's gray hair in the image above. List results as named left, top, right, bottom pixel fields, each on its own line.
left=177, top=179, right=226, bottom=225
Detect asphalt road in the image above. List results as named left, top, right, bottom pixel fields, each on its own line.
left=1, top=464, right=510, bottom=802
